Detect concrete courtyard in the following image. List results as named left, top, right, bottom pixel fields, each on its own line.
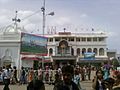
left=0, top=81, right=93, bottom=90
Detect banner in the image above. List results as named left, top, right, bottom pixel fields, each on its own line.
left=84, top=52, right=95, bottom=60
left=21, top=33, right=48, bottom=56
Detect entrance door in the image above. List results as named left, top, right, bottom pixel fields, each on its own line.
left=55, top=60, right=75, bottom=67
left=34, top=61, right=39, bottom=70
left=3, top=60, right=12, bottom=67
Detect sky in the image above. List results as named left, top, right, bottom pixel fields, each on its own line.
left=0, top=0, right=120, bottom=53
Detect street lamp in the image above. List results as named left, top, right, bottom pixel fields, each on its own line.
left=41, top=0, right=54, bottom=69
left=41, top=0, right=54, bottom=36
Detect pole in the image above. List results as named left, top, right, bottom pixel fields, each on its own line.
left=42, top=0, right=46, bottom=36
left=41, top=0, right=46, bottom=70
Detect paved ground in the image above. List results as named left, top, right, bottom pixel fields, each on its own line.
left=0, top=70, right=96, bottom=90
left=0, top=81, right=93, bottom=90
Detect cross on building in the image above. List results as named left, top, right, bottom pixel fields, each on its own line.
left=12, top=11, right=21, bottom=25
left=63, top=28, right=66, bottom=32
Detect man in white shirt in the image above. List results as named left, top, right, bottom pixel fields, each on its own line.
left=2, top=65, right=12, bottom=90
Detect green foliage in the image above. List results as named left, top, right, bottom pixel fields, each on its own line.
left=112, top=58, right=119, bottom=67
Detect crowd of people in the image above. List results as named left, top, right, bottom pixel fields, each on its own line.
left=0, top=62, right=120, bottom=90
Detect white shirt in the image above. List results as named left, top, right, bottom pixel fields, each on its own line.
left=3, top=69, right=11, bottom=79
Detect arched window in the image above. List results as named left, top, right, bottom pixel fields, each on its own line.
left=87, top=48, right=92, bottom=52
left=71, top=48, right=74, bottom=56
left=93, top=48, right=97, bottom=55
left=99, top=48, right=104, bottom=56
left=49, top=48, right=53, bottom=55
left=58, top=40, right=69, bottom=55
left=77, top=48, right=80, bottom=55
left=82, top=48, right=86, bottom=55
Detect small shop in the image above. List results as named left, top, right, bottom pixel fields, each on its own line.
left=21, top=55, right=42, bottom=69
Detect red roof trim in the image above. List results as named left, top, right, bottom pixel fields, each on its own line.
left=21, top=57, right=42, bottom=61
left=21, top=52, right=47, bottom=56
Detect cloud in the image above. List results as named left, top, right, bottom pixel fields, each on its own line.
left=108, top=31, right=118, bottom=37
left=0, top=0, right=9, bottom=3
left=18, top=10, right=42, bottom=24
left=0, top=9, right=43, bottom=33
left=18, top=10, right=34, bottom=18
left=0, top=9, right=13, bottom=28
left=0, top=0, right=14, bottom=3
left=24, top=23, right=36, bottom=32
left=50, top=16, right=71, bottom=26
left=80, top=14, right=88, bottom=18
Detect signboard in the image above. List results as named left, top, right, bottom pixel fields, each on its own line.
left=117, top=67, right=120, bottom=71
left=21, top=33, right=48, bottom=56
left=84, top=52, right=95, bottom=60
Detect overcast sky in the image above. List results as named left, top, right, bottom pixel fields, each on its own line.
left=0, top=0, right=120, bottom=53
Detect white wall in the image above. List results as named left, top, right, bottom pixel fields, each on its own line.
left=22, top=60, right=33, bottom=68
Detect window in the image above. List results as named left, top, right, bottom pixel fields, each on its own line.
left=62, top=37, right=67, bottom=40
left=93, top=37, right=97, bottom=42
left=49, top=48, right=53, bottom=55
left=68, top=37, right=74, bottom=41
left=49, top=38, right=53, bottom=42
left=88, top=48, right=92, bottom=52
left=98, top=37, right=104, bottom=41
left=55, top=38, right=60, bottom=42
left=77, top=48, right=80, bottom=55
left=93, top=48, right=97, bottom=55
left=87, top=38, right=92, bottom=42
left=81, top=38, right=86, bottom=42
left=76, top=38, right=80, bottom=42
left=99, top=48, right=104, bottom=56
left=82, top=48, right=86, bottom=55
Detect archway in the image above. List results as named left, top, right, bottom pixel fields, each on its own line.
left=82, top=48, right=86, bottom=55
left=49, top=48, right=53, bottom=55
left=77, top=48, right=80, bottom=55
left=99, top=48, right=104, bottom=56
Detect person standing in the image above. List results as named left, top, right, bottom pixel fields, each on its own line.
left=87, top=66, right=91, bottom=80
left=103, top=61, right=111, bottom=80
left=53, top=65, right=79, bottom=90
left=28, top=68, right=34, bottom=83
left=112, top=71, right=120, bottom=90
left=38, top=67, right=43, bottom=80
left=19, top=66, right=26, bottom=84
left=27, top=79, right=45, bottom=90
left=2, top=65, right=12, bottom=90
left=73, top=69, right=82, bottom=90
left=13, top=66, right=18, bottom=84
left=92, top=69, right=106, bottom=90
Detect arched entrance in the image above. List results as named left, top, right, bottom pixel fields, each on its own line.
left=58, top=40, right=69, bottom=56
left=2, top=56, right=12, bottom=67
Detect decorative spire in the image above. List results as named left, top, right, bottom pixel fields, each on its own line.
left=63, top=28, right=66, bottom=32
left=12, top=11, right=21, bottom=32
left=12, top=11, right=21, bottom=24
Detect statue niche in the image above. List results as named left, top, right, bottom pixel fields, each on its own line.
left=58, top=40, right=69, bottom=56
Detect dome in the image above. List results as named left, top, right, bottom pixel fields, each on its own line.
left=3, top=24, right=27, bottom=34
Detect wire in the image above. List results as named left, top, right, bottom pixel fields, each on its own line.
left=0, top=10, right=41, bottom=31
left=21, top=10, right=41, bottom=21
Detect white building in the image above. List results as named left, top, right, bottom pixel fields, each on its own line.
left=45, top=30, right=108, bottom=66
left=0, top=25, right=108, bottom=69
left=0, top=25, right=21, bottom=69
left=0, top=25, right=51, bottom=69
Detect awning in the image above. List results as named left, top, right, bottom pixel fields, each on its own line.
left=22, top=57, right=42, bottom=61
left=43, top=60, right=52, bottom=63
left=21, top=57, right=52, bottom=63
